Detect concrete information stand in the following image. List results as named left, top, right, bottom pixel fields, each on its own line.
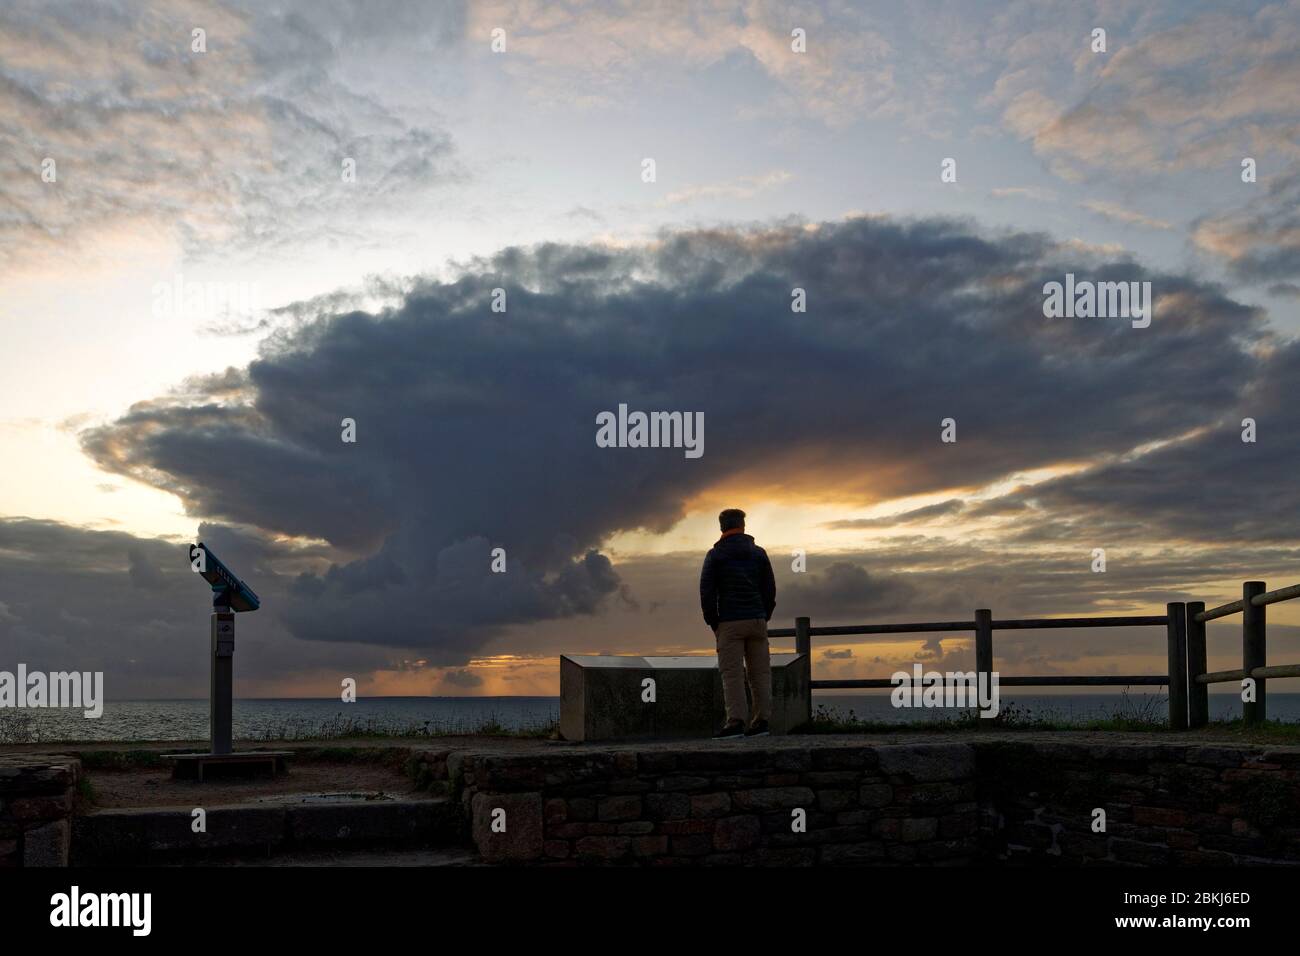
left=560, top=653, right=811, bottom=742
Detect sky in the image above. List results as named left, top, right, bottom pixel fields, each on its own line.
left=2, top=0, right=1300, bottom=700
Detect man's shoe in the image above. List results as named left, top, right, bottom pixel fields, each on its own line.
left=712, top=721, right=746, bottom=739
left=744, top=719, right=770, bottom=737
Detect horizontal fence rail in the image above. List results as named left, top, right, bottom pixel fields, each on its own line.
left=772, top=606, right=1185, bottom=730
left=1195, top=600, right=1243, bottom=623
left=770, top=621, right=974, bottom=636
left=810, top=676, right=1169, bottom=689
left=776, top=577, right=1300, bottom=731
left=1196, top=665, right=1300, bottom=684
left=770, top=615, right=1168, bottom=637
left=1194, top=581, right=1300, bottom=622
left=991, top=616, right=1168, bottom=629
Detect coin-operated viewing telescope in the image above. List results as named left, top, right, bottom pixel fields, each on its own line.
left=192, top=541, right=261, bottom=612
left=168, top=543, right=287, bottom=776
left=174, top=542, right=274, bottom=771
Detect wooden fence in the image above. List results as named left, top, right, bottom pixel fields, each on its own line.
left=1188, top=580, right=1300, bottom=727
left=770, top=579, right=1300, bottom=729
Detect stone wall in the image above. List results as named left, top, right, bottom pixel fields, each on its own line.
left=0, top=754, right=80, bottom=867
left=5, top=737, right=1298, bottom=867
left=978, top=740, right=1300, bottom=865
left=452, top=738, right=1300, bottom=866
left=454, top=742, right=979, bottom=865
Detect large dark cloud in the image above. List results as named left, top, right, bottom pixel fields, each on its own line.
left=75, top=216, right=1277, bottom=659
left=986, top=334, right=1300, bottom=544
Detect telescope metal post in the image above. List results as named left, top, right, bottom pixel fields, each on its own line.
left=211, top=596, right=235, bottom=755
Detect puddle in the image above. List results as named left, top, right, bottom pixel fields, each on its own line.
left=255, top=791, right=396, bottom=805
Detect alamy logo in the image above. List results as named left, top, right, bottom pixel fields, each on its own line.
left=152, top=272, right=261, bottom=320
left=595, top=403, right=703, bottom=459
left=0, top=665, right=103, bottom=718
left=890, top=664, right=1000, bottom=718
left=1042, top=273, right=1152, bottom=328
left=50, top=886, right=151, bottom=936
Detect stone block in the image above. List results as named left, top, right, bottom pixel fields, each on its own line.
left=22, top=819, right=70, bottom=867
left=691, top=792, right=732, bottom=818
left=859, top=783, right=893, bottom=808
left=876, top=743, right=975, bottom=782
left=7, top=794, right=73, bottom=822
left=644, top=792, right=691, bottom=820
left=752, top=847, right=815, bottom=866
left=597, top=795, right=642, bottom=821
left=559, top=652, right=811, bottom=741
left=819, top=841, right=885, bottom=864
left=659, top=819, right=714, bottom=835
left=670, top=834, right=713, bottom=856
left=816, top=789, right=856, bottom=812
left=472, top=792, right=544, bottom=863
left=574, top=836, right=631, bottom=861
left=631, top=835, right=669, bottom=857
left=713, top=815, right=761, bottom=851
left=732, top=786, right=815, bottom=810
left=567, top=798, right=596, bottom=822
left=544, top=798, right=567, bottom=825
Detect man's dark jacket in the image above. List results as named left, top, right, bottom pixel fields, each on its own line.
left=699, top=532, right=777, bottom=630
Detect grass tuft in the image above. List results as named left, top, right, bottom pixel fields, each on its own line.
left=798, top=692, right=1300, bottom=742
left=247, top=712, right=561, bottom=741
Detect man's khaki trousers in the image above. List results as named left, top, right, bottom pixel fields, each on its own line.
left=715, top=618, right=772, bottom=725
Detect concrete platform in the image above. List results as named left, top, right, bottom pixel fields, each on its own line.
left=560, top=652, right=811, bottom=742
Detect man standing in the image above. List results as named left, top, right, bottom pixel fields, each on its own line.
left=700, top=508, right=777, bottom=738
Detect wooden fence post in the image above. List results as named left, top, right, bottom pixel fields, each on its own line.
left=1243, top=581, right=1266, bottom=726
left=1166, top=602, right=1187, bottom=731
left=1186, top=601, right=1208, bottom=728
left=795, top=616, right=812, bottom=726
left=975, top=608, right=993, bottom=697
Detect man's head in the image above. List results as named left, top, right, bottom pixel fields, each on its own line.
left=718, top=508, right=746, bottom=533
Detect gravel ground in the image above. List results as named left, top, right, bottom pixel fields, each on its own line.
left=83, top=756, right=425, bottom=808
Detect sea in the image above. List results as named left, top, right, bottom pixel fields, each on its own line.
left=4, top=692, right=1299, bottom=744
